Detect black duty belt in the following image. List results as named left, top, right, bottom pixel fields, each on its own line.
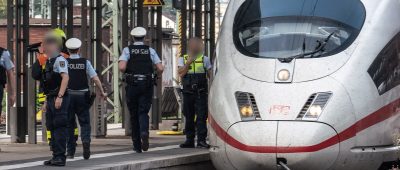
left=45, top=88, right=60, bottom=96
left=125, top=74, right=153, bottom=85
left=68, top=89, right=89, bottom=95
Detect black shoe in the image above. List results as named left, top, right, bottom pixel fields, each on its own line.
left=133, top=148, right=142, bottom=153
left=66, top=150, right=75, bottom=159
left=141, top=134, right=149, bottom=152
left=43, top=159, right=52, bottom=166
left=43, top=159, right=65, bottom=166
left=66, top=154, right=74, bottom=159
left=197, top=141, right=210, bottom=149
left=83, top=142, right=91, bottom=160
left=179, top=141, right=195, bottom=148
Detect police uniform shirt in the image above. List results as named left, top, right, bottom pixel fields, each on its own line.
left=53, top=55, right=69, bottom=74
left=178, top=55, right=212, bottom=73
left=0, top=50, right=15, bottom=71
left=69, top=54, right=97, bottom=78
left=119, top=42, right=162, bottom=64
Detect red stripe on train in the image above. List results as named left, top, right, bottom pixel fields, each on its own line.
left=209, top=98, right=400, bottom=153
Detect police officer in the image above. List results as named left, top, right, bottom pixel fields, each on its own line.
left=0, top=47, right=16, bottom=111
left=40, top=32, right=71, bottom=166
left=65, top=38, right=107, bottom=160
left=178, top=37, right=212, bottom=149
left=119, top=27, right=164, bottom=153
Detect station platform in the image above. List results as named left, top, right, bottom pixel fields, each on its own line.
left=0, top=124, right=213, bottom=170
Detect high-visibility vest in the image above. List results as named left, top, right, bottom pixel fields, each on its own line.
left=184, top=54, right=206, bottom=74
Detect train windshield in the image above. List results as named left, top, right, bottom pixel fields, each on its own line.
left=233, top=0, right=366, bottom=59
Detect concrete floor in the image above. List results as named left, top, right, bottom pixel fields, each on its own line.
left=0, top=124, right=212, bottom=170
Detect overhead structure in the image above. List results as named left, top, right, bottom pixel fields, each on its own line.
left=178, top=0, right=216, bottom=58
left=5, top=0, right=217, bottom=144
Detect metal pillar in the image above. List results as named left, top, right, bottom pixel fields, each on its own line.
left=137, top=0, right=144, bottom=27
left=180, top=0, right=187, bottom=56
left=10, top=0, right=29, bottom=143
left=210, top=0, right=216, bottom=59
left=81, top=0, right=89, bottom=58
left=112, top=0, right=121, bottom=125
left=188, top=0, right=193, bottom=38
left=51, top=0, right=58, bottom=28
left=89, top=0, right=108, bottom=138
left=194, top=0, right=202, bottom=38
left=6, top=0, right=14, bottom=136
left=155, top=6, right=163, bottom=128
left=66, top=0, right=74, bottom=37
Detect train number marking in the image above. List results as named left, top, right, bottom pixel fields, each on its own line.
left=269, top=105, right=290, bottom=115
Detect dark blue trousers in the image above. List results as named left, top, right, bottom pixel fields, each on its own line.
left=125, top=82, right=153, bottom=150
left=46, top=95, right=70, bottom=161
left=182, top=88, right=208, bottom=142
left=0, top=86, right=3, bottom=115
left=67, top=93, right=91, bottom=154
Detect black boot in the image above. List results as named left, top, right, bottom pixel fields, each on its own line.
left=141, top=134, right=149, bottom=152
left=43, top=158, right=65, bottom=166
left=197, top=141, right=210, bottom=149
left=83, top=142, right=91, bottom=160
left=133, top=147, right=142, bottom=153
left=66, top=153, right=74, bottom=159
left=179, top=140, right=195, bottom=148
left=66, top=149, right=75, bottom=159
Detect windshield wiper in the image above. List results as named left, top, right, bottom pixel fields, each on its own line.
left=278, top=31, right=336, bottom=63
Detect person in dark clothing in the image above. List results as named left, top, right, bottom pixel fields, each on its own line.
left=118, top=27, right=164, bottom=153
left=178, top=37, right=212, bottom=149
left=64, top=38, right=107, bottom=160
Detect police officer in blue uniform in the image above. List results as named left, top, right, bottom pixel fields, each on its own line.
left=41, top=32, right=71, bottom=166
left=178, top=37, right=212, bottom=148
left=119, top=27, right=164, bottom=153
left=0, top=47, right=16, bottom=111
left=65, top=38, right=107, bottom=160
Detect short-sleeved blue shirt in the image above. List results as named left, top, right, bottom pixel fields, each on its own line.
left=119, top=42, right=161, bottom=64
left=0, top=50, right=15, bottom=71
left=69, top=54, right=98, bottom=78
left=53, top=56, right=69, bottom=74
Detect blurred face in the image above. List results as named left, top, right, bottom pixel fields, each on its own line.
left=188, top=39, right=203, bottom=55
left=43, top=39, right=60, bottom=57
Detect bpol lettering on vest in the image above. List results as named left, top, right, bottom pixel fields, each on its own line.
left=125, top=45, right=154, bottom=85
left=67, top=58, right=89, bottom=91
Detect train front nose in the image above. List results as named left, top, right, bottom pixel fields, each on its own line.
left=225, top=121, right=339, bottom=170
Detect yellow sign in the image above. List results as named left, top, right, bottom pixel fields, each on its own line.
left=143, top=0, right=164, bottom=6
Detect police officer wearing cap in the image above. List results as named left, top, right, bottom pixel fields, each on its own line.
left=65, top=38, right=107, bottom=160
left=0, top=47, right=16, bottom=112
left=119, top=27, right=164, bottom=153
left=178, top=37, right=212, bottom=149
left=41, top=32, right=70, bottom=166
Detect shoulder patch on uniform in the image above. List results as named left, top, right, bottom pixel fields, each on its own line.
left=60, top=61, right=66, bottom=68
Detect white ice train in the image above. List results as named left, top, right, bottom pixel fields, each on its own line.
left=208, top=0, right=400, bottom=169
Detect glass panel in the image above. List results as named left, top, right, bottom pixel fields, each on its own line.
left=233, top=0, right=366, bottom=59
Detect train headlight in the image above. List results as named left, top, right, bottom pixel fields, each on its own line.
left=277, top=69, right=290, bottom=81
left=235, top=92, right=261, bottom=121
left=308, top=105, right=322, bottom=117
left=297, top=92, right=332, bottom=120
left=240, top=105, right=254, bottom=117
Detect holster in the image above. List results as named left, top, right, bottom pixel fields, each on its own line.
left=124, top=74, right=153, bottom=86
left=182, top=73, right=207, bottom=93
left=89, top=92, right=96, bottom=107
